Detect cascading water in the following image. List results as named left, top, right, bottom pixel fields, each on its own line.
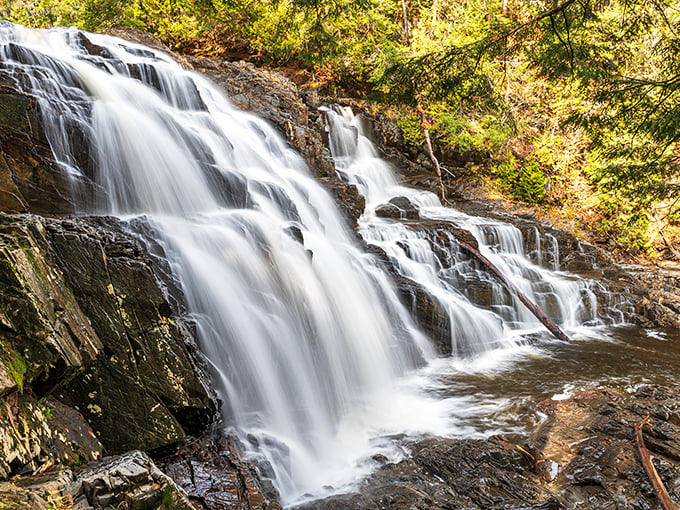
left=0, top=24, right=449, bottom=503
left=0, top=22, right=639, bottom=507
left=325, top=107, right=610, bottom=352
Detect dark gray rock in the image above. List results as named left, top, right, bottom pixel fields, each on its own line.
left=62, top=450, right=193, bottom=510
left=375, top=196, right=420, bottom=220
left=159, top=434, right=281, bottom=510
left=0, top=214, right=217, bottom=479
left=532, top=385, right=680, bottom=509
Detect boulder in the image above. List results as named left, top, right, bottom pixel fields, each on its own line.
left=375, top=196, right=420, bottom=220
left=0, top=450, right=194, bottom=510
left=63, top=451, right=194, bottom=510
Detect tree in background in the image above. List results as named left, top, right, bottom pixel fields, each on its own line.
left=3, top=0, right=680, bottom=254
left=377, top=0, right=680, bottom=252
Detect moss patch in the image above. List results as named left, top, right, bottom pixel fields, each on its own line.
left=1, top=344, right=27, bottom=393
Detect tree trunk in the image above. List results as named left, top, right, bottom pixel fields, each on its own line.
left=635, top=418, right=678, bottom=510
left=401, top=0, right=411, bottom=44
left=457, top=240, right=572, bottom=343
left=420, top=111, right=447, bottom=204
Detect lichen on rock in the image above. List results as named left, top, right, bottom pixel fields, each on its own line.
left=0, top=214, right=217, bottom=480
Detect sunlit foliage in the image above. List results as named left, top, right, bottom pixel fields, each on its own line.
left=3, top=0, right=680, bottom=252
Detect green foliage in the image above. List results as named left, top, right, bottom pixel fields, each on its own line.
left=5, top=0, right=680, bottom=252
left=514, top=159, right=547, bottom=203
left=397, top=114, right=424, bottom=146
left=375, top=0, right=680, bottom=239
left=38, top=397, right=55, bottom=420
left=1, top=0, right=213, bottom=44
left=493, top=152, right=518, bottom=192
left=436, top=113, right=511, bottom=153
left=596, top=192, right=653, bottom=253
left=492, top=153, right=547, bottom=203
left=161, top=484, right=175, bottom=508
left=1, top=345, right=28, bottom=394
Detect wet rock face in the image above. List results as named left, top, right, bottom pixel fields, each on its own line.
left=296, top=436, right=558, bottom=510
left=532, top=385, right=680, bottom=509
left=46, top=216, right=217, bottom=453
left=395, top=275, right=452, bottom=356
left=319, top=177, right=366, bottom=230
left=158, top=434, right=280, bottom=510
left=623, top=264, right=680, bottom=328
left=0, top=71, right=104, bottom=214
left=0, top=393, right=102, bottom=480
left=0, top=214, right=216, bottom=479
left=0, top=72, right=74, bottom=214
left=296, top=385, right=680, bottom=510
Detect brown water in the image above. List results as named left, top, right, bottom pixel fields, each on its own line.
left=425, top=325, right=680, bottom=441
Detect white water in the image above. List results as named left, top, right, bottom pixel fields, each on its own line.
left=0, top=23, right=627, bottom=506
left=0, top=23, right=454, bottom=504
left=325, top=107, right=609, bottom=352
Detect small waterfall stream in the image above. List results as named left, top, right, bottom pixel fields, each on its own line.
left=0, top=23, right=637, bottom=506
left=325, top=107, right=607, bottom=352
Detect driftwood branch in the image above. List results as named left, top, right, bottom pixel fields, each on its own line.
left=634, top=416, right=678, bottom=510
left=457, top=240, right=572, bottom=343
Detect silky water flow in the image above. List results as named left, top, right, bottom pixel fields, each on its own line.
left=324, top=107, right=626, bottom=352
left=0, top=23, right=634, bottom=506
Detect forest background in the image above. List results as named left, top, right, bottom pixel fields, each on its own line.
left=2, top=0, right=680, bottom=259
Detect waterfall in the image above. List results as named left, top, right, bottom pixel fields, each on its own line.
left=325, top=106, right=606, bottom=349
left=1, top=22, right=625, bottom=506
left=0, top=24, right=445, bottom=503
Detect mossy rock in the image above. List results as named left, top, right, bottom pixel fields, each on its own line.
left=0, top=214, right=216, bottom=477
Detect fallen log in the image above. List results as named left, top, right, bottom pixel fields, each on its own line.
left=457, top=240, right=572, bottom=343
left=634, top=416, right=678, bottom=510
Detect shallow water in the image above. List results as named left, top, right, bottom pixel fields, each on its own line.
left=417, top=325, right=680, bottom=442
